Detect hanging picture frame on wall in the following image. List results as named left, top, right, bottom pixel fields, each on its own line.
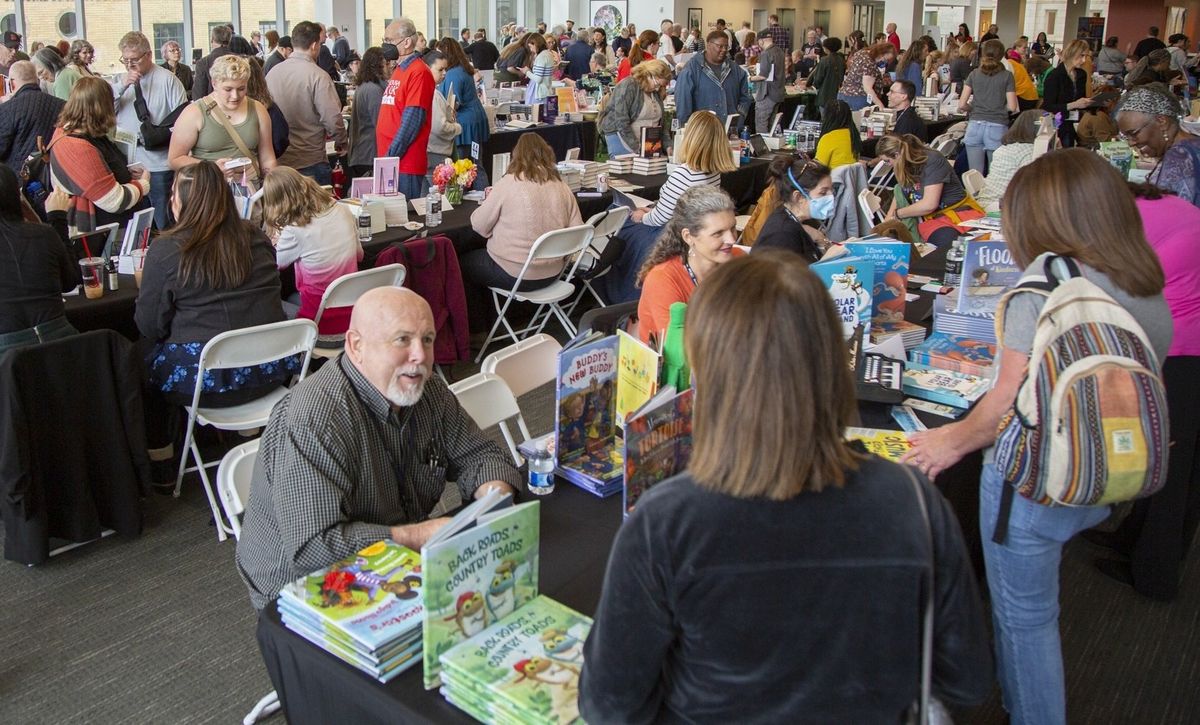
left=687, top=8, right=703, bottom=33
left=591, top=1, right=628, bottom=38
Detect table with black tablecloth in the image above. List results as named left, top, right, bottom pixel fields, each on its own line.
left=861, top=116, right=965, bottom=158
left=481, top=121, right=598, bottom=179
left=64, top=276, right=140, bottom=341
left=610, top=157, right=773, bottom=210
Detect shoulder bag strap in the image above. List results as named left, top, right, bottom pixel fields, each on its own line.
left=902, top=464, right=935, bottom=725
left=205, top=99, right=261, bottom=180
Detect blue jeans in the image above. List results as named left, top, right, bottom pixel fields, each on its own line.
left=295, top=161, right=332, bottom=186
left=964, top=119, right=1007, bottom=172
left=600, top=215, right=664, bottom=303
left=980, top=462, right=1109, bottom=725
left=397, top=173, right=428, bottom=201
left=837, top=93, right=871, bottom=111
left=605, top=133, right=634, bottom=156
left=149, top=170, right=174, bottom=230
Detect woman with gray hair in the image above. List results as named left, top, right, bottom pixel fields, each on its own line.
left=1115, top=82, right=1200, bottom=207
left=159, top=40, right=194, bottom=93
left=30, top=47, right=65, bottom=93
left=634, top=185, right=742, bottom=344
left=52, top=39, right=96, bottom=100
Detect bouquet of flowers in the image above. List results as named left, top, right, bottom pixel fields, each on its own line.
left=432, top=159, right=478, bottom=200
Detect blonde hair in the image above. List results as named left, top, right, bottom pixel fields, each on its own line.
left=678, top=112, right=738, bottom=174
left=261, top=166, right=335, bottom=229
left=211, top=54, right=252, bottom=84
left=874, top=133, right=927, bottom=188
left=686, top=251, right=861, bottom=498
left=631, top=59, right=670, bottom=91
left=1061, top=39, right=1091, bottom=68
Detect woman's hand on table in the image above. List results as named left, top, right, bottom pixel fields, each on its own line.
left=900, top=424, right=968, bottom=481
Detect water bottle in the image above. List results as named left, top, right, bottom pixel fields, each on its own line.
left=425, top=186, right=442, bottom=227
left=944, top=238, right=966, bottom=288
left=526, top=441, right=555, bottom=496
left=357, top=207, right=372, bottom=242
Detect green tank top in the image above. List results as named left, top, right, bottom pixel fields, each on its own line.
left=192, top=98, right=261, bottom=161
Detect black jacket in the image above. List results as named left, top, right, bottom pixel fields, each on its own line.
left=579, top=462, right=993, bottom=722
left=0, top=214, right=79, bottom=334
left=893, top=106, right=929, bottom=142
left=192, top=46, right=235, bottom=100
left=753, top=206, right=822, bottom=263
left=467, top=41, right=500, bottom=71
left=0, top=330, right=149, bottom=565
left=1041, top=64, right=1087, bottom=117
left=161, top=61, right=194, bottom=93
left=134, top=231, right=285, bottom=344
left=0, top=84, right=66, bottom=173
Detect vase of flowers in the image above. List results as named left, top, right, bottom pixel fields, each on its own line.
left=433, top=158, right=477, bottom=205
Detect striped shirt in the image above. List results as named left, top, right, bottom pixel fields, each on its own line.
left=643, top=165, right=720, bottom=227
left=235, top=355, right=522, bottom=610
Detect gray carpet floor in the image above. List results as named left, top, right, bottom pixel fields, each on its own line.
left=2, top=377, right=1198, bottom=724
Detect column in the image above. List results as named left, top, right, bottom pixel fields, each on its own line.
left=1063, top=0, right=1089, bottom=46
left=883, top=0, right=923, bottom=47
left=994, top=0, right=1027, bottom=46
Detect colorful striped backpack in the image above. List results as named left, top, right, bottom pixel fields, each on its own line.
left=991, top=254, right=1169, bottom=543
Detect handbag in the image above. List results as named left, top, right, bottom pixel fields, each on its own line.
left=133, top=83, right=187, bottom=151
left=902, top=465, right=954, bottom=725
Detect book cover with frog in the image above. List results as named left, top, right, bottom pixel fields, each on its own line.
left=439, top=595, right=593, bottom=724
left=421, top=502, right=540, bottom=689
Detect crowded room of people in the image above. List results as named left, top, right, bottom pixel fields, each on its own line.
left=2, top=1, right=1197, bottom=723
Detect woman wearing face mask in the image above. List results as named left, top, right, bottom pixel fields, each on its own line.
left=635, top=186, right=743, bottom=344
left=168, top=55, right=276, bottom=181
left=752, top=155, right=835, bottom=263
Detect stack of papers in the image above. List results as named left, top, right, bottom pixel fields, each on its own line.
left=363, top=193, right=408, bottom=226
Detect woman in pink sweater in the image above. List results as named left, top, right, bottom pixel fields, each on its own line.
left=1088, top=183, right=1200, bottom=601
left=466, top=133, right=582, bottom=291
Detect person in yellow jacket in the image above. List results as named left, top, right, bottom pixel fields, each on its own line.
left=814, top=99, right=862, bottom=169
left=1003, top=57, right=1040, bottom=111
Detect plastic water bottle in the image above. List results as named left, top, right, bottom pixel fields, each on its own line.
left=526, top=442, right=555, bottom=496
left=357, top=208, right=372, bottom=242
left=425, top=186, right=442, bottom=227
left=944, top=238, right=966, bottom=288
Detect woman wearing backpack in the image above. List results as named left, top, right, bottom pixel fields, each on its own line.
left=902, top=149, right=1172, bottom=725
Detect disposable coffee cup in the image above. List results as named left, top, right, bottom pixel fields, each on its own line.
left=131, top=248, right=148, bottom=288
left=79, top=257, right=105, bottom=299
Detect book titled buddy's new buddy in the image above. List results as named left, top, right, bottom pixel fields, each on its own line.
left=421, top=491, right=541, bottom=689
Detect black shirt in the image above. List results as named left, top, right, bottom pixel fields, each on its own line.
left=0, top=214, right=79, bottom=334
left=893, top=106, right=929, bottom=142
left=1134, top=37, right=1167, bottom=60
left=753, top=206, right=822, bottom=263
left=467, top=40, right=500, bottom=70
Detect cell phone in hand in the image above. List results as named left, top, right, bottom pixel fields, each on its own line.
left=224, top=157, right=252, bottom=170
left=127, top=163, right=145, bottom=176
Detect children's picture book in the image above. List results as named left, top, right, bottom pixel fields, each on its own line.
left=844, top=427, right=913, bottom=462
left=277, top=540, right=424, bottom=656
left=421, top=496, right=540, bottom=689
left=871, top=319, right=928, bottom=350
left=810, top=257, right=874, bottom=346
left=555, top=333, right=624, bottom=497
left=640, top=126, right=664, bottom=158
left=835, top=238, right=912, bottom=325
left=439, top=595, right=593, bottom=724
left=372, top=157, right=400, bottom=194
left=543, top=93, right=559, bottom=123
left=956, top=240, right=1022, bottom=314
left=909, top=332, right=997, bottom=378
left=615, top=330, right=661, bottom=428
left=623, top=387, right=694, bottom=516
left=556, top=86, right=579, bottom=113
left=903, top=396, right=964, bottom=419
left=902, top=361, right=991, bottom=410
left=932, top=291, right=997, bottom=344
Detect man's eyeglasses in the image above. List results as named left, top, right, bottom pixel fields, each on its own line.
left=1119, top=118, right=1154, bottom=142
left=121, top=51, right=149, bottom=67
left=707, top=42, right=728, bottom=50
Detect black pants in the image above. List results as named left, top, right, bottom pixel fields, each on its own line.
left=1017, top=97, right=1039, bottom=112
left=1113, top=355, right=1200, bottom=600
left=459, top=249, right=559, bottom=333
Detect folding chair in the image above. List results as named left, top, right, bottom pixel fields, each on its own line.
left=449, top=373, right=531, bottom=466
left=311, top=263, right=406, bottom=358
left=961, top=169, right=986, bottom=200
left=858, top=189, right=886, bottom=227
left=474, top=224, right=595, bottom=363
left=214, top=439, right=283, bottom=724
left=866, top=161, right=895, bottom=194
left=563, top=206, right=630, bottom=317
left=481, top=333, right=563, bottom=397
left=175, top=318, right=318, bottom=542
left=930, top=132, right=961, bottom=160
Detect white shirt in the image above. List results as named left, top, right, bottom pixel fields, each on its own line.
left=110, top=64, right=188, bottom=172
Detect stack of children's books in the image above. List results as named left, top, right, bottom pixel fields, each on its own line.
left=902, top=362, right=990, bottom=410
left=909, top=332, right=996, bottom=379
left=277, top=541, right=425, bottom=683
left=933, top=293, right=997, bottom=343
left=631, top=155, right=668, bottom=175
left=823, top=236, right=916, bottom=346
left=871, top=319, right=928, bottom=350
left=438, top=595, right=593, bottom=724
left=622, top=386, right=694, bottom=516
left=932, top=238, right=1020, bottom=344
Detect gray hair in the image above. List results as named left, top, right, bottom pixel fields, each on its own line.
left=576, top=30, right=590, bottom=42
left=118, top=30, right=152, bottom=55
left=590, top=52, right=608, bottom=67
left=393, top=17, right=417, bottom=40
left=551, top=25, right=566, bottom=37
left=637, top=186, right=736, bottom=285
left=161, top=39, right=181, bottom=58
left=31, top=48, right=65, bottom=76
left=210, top=24, right=233, bottom=46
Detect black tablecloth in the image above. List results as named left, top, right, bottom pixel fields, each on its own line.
left=257, top=482, right=622, bottom=725
left=862, top=116, right=964, bottom=158
left=482, top=121, right=598, bottom=179
left=613, top=157, right=772, bottom=210
left=64, top=275, right=140, bottom=340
